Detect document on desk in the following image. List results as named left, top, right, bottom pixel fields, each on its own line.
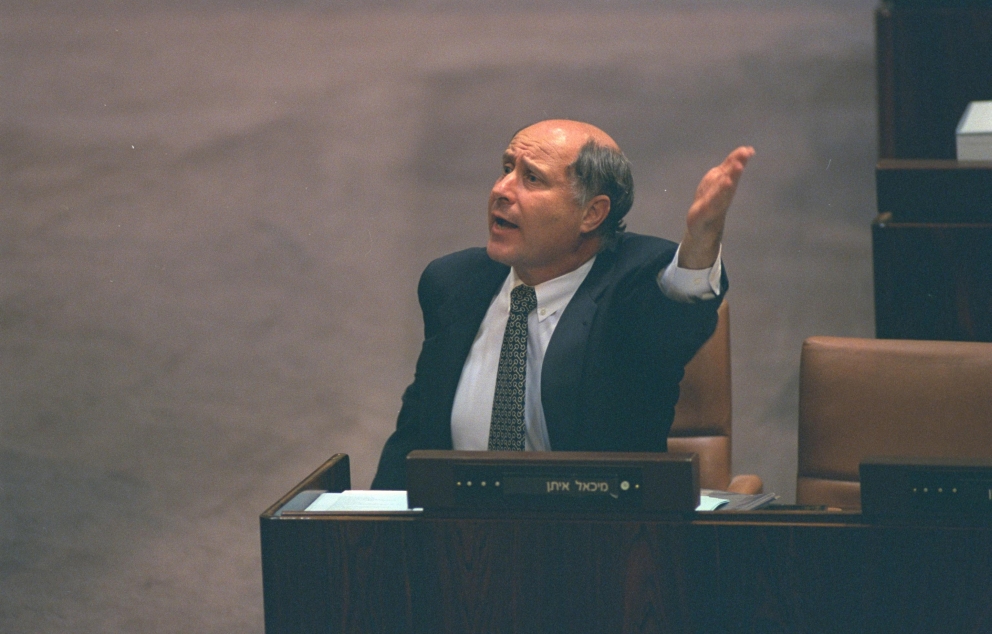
left=696, top=495, right=730, bottom=511
left=304, top=490, right=423, bottom=513
left=700, top=489, right=778, bottom=511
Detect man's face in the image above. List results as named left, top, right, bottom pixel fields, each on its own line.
left=486, top=122, right=591, bottom=285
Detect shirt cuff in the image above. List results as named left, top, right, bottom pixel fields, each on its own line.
left=656, top=244, right=723, bottom=302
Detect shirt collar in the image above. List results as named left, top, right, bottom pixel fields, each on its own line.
left=509, top=256, right=596, bottom=322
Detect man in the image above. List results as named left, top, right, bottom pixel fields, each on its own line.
left=372, top=119, right=753, bottom=490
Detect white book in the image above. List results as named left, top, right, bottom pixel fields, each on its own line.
left=956, top=100, right=992, bottom=161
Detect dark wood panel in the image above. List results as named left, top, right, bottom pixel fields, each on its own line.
left=261, top=517, right=418, bottom=634
left=876, top=160, right=992, bottom=223
left=872, top=218, right=992, bottom=341
left=876, top=7, right=992, bottom=159
left=862, top=525, right=992, bottom=631
left=261, top=511, right=992, bottom=633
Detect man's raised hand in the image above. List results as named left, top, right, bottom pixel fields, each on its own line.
left=678, top=146, right=755, bottom=269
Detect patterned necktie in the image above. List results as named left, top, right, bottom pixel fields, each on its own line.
left=488, top=284, right=537, bottom=451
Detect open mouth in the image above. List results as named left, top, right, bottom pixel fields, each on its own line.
left=494, top=217, right=519, bottom=229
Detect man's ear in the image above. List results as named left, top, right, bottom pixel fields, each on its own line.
left=580, top=195, right=611, bottom=234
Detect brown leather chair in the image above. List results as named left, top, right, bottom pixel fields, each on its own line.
left=797, top=336, right=992, bottom=509
left=669, top=301, right=763, bottom=494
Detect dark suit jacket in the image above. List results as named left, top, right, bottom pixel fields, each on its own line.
left=371, top=232, right=726, bottom=490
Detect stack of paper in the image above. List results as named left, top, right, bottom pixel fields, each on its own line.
left=304, top=490, right=421, bottom=513
left=699, top=489, right=778, bottom=511
left=956, top=100, right=992, bottom=161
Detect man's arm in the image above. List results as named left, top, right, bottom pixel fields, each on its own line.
left=677, top=146, right=755, bottom=270
left=370, top=264, right=445, bottom=490
left=658, top=243, right=723, bottom=302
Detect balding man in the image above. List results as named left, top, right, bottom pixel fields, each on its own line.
left=372, top=120, right=753, bottom=490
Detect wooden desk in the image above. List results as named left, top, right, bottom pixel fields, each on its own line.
left=260, top=456, right=992, bottom=633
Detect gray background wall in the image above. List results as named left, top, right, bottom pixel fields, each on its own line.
left=1, top=1, right=876, bottom=631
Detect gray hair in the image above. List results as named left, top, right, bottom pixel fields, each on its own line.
left=567, top=140, right=634, bottom=250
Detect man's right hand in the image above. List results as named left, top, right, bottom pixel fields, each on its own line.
left=678, top=146, right=755, bottom=270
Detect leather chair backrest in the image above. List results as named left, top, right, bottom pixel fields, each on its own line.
left=797, top=336, right=992, bottom=509
left=669, top=300, right=732, bottom=490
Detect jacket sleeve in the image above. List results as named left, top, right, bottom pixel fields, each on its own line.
left=370, top=265, right=445, bottom=490
left=617, top=243, right=727, bottom=370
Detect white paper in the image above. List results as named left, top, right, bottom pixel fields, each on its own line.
left=306, top=490, right=727, bottom=512
left=958, top=100, right=992, bottom=135
left=304, top=490, right=420, bottom=513
left=695, top=495, right=730, bottom=512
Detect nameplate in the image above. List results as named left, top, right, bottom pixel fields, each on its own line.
left=406, top=450, right=699, bottom=514
left=861, top=457, right=992, bottom=523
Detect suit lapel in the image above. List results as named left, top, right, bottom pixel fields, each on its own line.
left=542, top=250, right=616, bottom=450
left=423, top=258, right=508, bottom=448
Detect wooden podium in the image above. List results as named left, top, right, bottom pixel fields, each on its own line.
left=260, top=455, right=992, bottom=633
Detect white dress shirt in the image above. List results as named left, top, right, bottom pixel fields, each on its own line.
left=450, top=245, right=723, bottom=451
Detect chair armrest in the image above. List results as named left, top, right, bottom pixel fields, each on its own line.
left=727, top=474, right=763, bottom=495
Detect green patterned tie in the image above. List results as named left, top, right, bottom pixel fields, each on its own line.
left=488, top=284, right=537, bottom=451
